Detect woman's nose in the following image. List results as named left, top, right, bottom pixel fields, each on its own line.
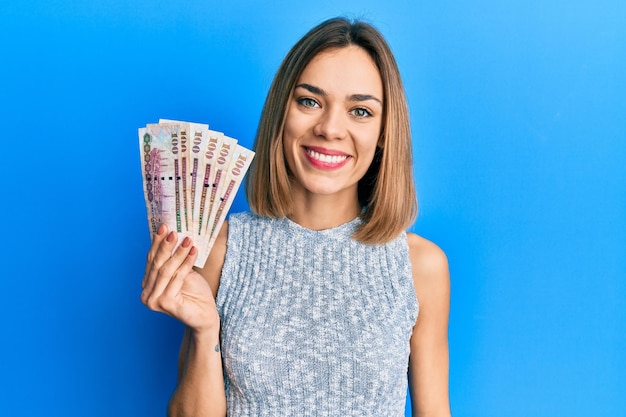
left=313, top=107, right=347, bottom=140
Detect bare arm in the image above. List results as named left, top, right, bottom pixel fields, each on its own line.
left=406, top=233, right=452, bottom=417
left=141, top=222, right=229, bottom=417
left=168, top=325, right=225, bottom=417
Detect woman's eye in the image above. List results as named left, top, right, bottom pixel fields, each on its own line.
left=351, top=107, right=372, bottom=118
left=297, top=97, right=319, bottom=108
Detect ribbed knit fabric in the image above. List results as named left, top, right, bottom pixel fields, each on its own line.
left=217, top=212, right=419, bottom=417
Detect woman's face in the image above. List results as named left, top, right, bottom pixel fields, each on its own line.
left=282, top=45, right=383, bottom=203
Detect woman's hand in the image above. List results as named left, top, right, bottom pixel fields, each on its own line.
left=141, top=224, right=220, bottom=334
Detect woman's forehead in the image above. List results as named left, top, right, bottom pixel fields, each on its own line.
left=296, top=46, right=383, bottom=102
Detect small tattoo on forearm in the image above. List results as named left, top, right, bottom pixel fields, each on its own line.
left=214, top=344, right=220, bottom=353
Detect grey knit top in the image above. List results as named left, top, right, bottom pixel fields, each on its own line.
left=217, top=212, right=419, bottom=416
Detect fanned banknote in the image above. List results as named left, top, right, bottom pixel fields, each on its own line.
left=139, top=119, right=254, bottom=267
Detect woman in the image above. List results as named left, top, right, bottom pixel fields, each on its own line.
left=142, top=17, right=451, bottom=417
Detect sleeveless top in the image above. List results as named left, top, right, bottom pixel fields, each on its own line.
left=216, top=212, right=419, bottom=416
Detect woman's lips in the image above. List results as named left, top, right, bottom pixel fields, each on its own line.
left=303, top=146, right=351, bottom=169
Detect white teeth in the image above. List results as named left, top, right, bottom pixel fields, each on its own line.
left=306, top=148, right=348, bottom=164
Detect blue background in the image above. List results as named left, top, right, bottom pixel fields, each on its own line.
left=1, top=1, right=625, bottom=416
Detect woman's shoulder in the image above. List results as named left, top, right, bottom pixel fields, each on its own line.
left=405, top=232, right=450, bottom=297
left=226, top=211, right=267, bottom=232
left=228, top=211, right=256, bottom=222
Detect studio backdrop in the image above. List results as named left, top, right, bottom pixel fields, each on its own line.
left=1, top=1, right=624, bottom=416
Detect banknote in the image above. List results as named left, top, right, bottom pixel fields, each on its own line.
left=201, top=144, right=255, bottom=262
left=139, top=123, right=185, bottom=240
left=158, top=119, right=211, bottom=250
left=139, top=120, right=254, bottom=267
left=200, top=135, right=238, bottom=239
left=193, top=129, right=224, bottom=256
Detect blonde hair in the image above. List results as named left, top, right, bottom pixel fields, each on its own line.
left=246, top=17, right=416, bottom=244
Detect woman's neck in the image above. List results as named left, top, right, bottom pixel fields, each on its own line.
left=287, top=188, right=361, bottom=231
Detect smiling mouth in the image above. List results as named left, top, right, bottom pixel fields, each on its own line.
left=304, top=147, right=350, bottom=164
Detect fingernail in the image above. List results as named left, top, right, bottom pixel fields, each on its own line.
left=182, top=237, right=191, bottom=248
left=189, top=246, right=197, bottom=256
left=167, top=232, right=175, bottom=242
left=157, top=224, right=166, bottom=236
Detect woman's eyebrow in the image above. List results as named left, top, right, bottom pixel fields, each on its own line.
left=295, top=83, right=382, bottom=105
left=349, top=93, right=382, bottom=105
left=295, top=83, right=326, bottom=96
